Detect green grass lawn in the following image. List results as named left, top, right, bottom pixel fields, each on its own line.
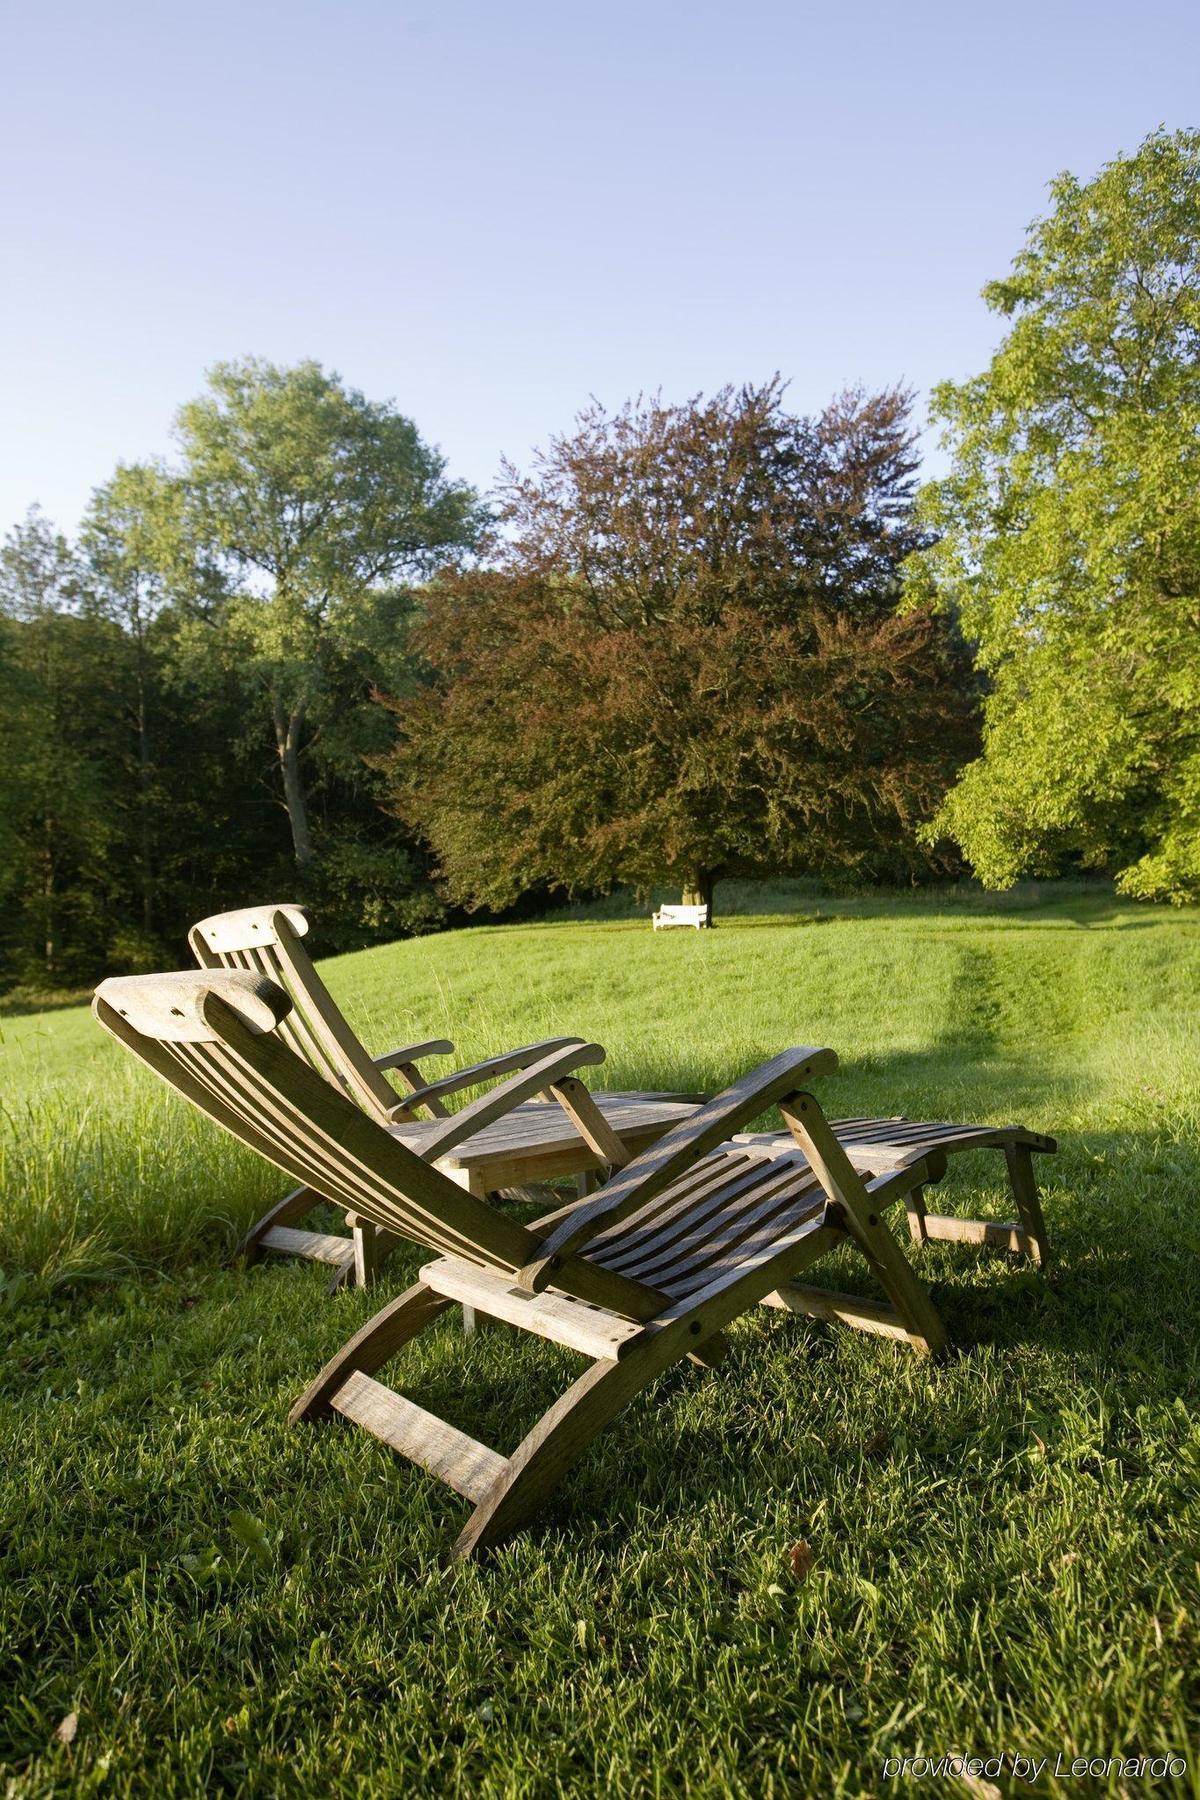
left=2, top=882, right=1199, bottom=1796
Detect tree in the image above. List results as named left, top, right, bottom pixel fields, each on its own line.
left=907, top=128, right=1200, bottom=902
left=381, top=383, right=977, bottom=916
left=78, top=463, right=210, bottom=936
left=175, top=358, right=482, bottom=866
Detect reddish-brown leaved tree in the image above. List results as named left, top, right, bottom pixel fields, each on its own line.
left=379, top=381, right=977, bottom=916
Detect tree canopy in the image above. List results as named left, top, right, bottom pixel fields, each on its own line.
left=908, top=127, right=1200, bottom=902
left=381, top=382, right=977, bottom=914
left=176, top=357, right=483, bottom=866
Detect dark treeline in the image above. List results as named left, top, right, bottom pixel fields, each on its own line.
left=0, top=503, right=447, bottom=987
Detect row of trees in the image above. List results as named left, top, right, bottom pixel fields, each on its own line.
left=3, top=373, right=964, bottom=980
left=2, top=126, right=1197, bottom=986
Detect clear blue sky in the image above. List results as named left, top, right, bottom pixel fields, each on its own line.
left=2, top=0, right=1196, bottom=537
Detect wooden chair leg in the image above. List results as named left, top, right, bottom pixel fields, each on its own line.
left=904, top=1183, right=929, bottom=1246
left=349, top=1215, right=378, bottom=1288
left=455, top=1328, right=690, bottom=1559
left=779, top=1097, right=949, bottom=1357
left=1004, top=1145, right=1051, bottom=1270
left=839, top=1207, right=949, bottom=1356
left=290, top=1282, right=454, bottom=1421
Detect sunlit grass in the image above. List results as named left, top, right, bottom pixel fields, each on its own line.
left=1, top=882, right=1198, bottom=1794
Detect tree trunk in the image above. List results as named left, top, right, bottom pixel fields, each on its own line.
left=274, top=701, right=314, bottom=866
left=136, top=664, right=154, bottom=934
left=42, top=822, right=56, bottom=978
left=681, top=870, right=715, bottom=924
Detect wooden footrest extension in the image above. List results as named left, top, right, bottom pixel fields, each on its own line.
left=260, top=1224, right=355, bottom=1267
left=921, top=1214, right=1027, bottom=1253
left=420, top=1256, right=645, bottom=1361
left=761, top=1284, right=915, bottom=1342
left=330, top=1370, right=507, bottom=1502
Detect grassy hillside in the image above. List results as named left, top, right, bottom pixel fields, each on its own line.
left=2, top=884, right=1198, bottom=1795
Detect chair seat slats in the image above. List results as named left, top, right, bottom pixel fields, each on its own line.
left=582, top=1153, right=763, bottom=1263
left=588, top=1155, right=829, bottom=1298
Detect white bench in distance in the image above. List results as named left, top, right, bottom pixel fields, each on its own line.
left=652, top=903, right=709, bottom=930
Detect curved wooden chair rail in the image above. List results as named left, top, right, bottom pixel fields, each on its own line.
left=93, top=969, right=1055, bottom=1559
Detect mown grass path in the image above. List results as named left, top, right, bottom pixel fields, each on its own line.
left=1, top=885, right=1198, bottom=1795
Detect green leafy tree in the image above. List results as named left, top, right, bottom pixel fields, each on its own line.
left=78, top=464, right=215, bottom=937
left=908, top=128, right=1200, bottom=902
left=175, top=358, right=482, bottom=866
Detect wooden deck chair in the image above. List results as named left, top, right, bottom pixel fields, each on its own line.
left=94, top=969, right=963, bottom=1559
left=190, top=906, right=1056, bottom=1289
left=189, top=902, right=634, bottom=1282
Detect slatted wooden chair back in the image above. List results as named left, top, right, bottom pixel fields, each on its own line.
left=188, top=904, right=412, bottom=1122
left=93, top=970, right=545, bottom=1276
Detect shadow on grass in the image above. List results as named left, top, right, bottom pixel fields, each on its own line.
left=599, top=1037, right=1083, bottom=1129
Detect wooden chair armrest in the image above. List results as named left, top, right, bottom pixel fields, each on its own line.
left=416, top=1042, right=607, bottom=1161
left=387, top=1038, right=589, bottom=1119
left=861, top=1160, right=935, bottom=1208
left=374, top=1038, right=455, bottom=1071
left=517, top=1046, right=837, bottom=1289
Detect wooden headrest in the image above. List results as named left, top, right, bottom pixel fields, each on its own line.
left=94, top=970, right=292, bottom=1042
left=189, top=903, right=310, bottom=955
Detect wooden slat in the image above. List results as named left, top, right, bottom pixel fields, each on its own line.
left=583, top=1153, right=762, bottom=1265
left=330, top=1371, right=507, bottom=1501
left=546, top=1076, right=633, bottom=1169
left=388, top=1040, right=593, bottom=1118
left=393, top=1097, right=696, bottom=1168
left=734, top=1118, right=1057, bottom=1164
left=597, top=1160, right=809, bottom=1286
left=921, top=1213, right=1027, bottom=1252
left=586, top=1168, right=819, bottom=1303
left=260, top=1224, right=354, bottom=1266
left=414, top=1045, right=608, bottom=1163
left=625, top=1172, right=827, bottom=1298
left=272, top=914, right=404, bottom=1119
left=761, top=1283, right=915, bottom=1341
left=200, top=1040, right=503, bottom=1263
left=420, top=1257, right=644, bottom=1361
